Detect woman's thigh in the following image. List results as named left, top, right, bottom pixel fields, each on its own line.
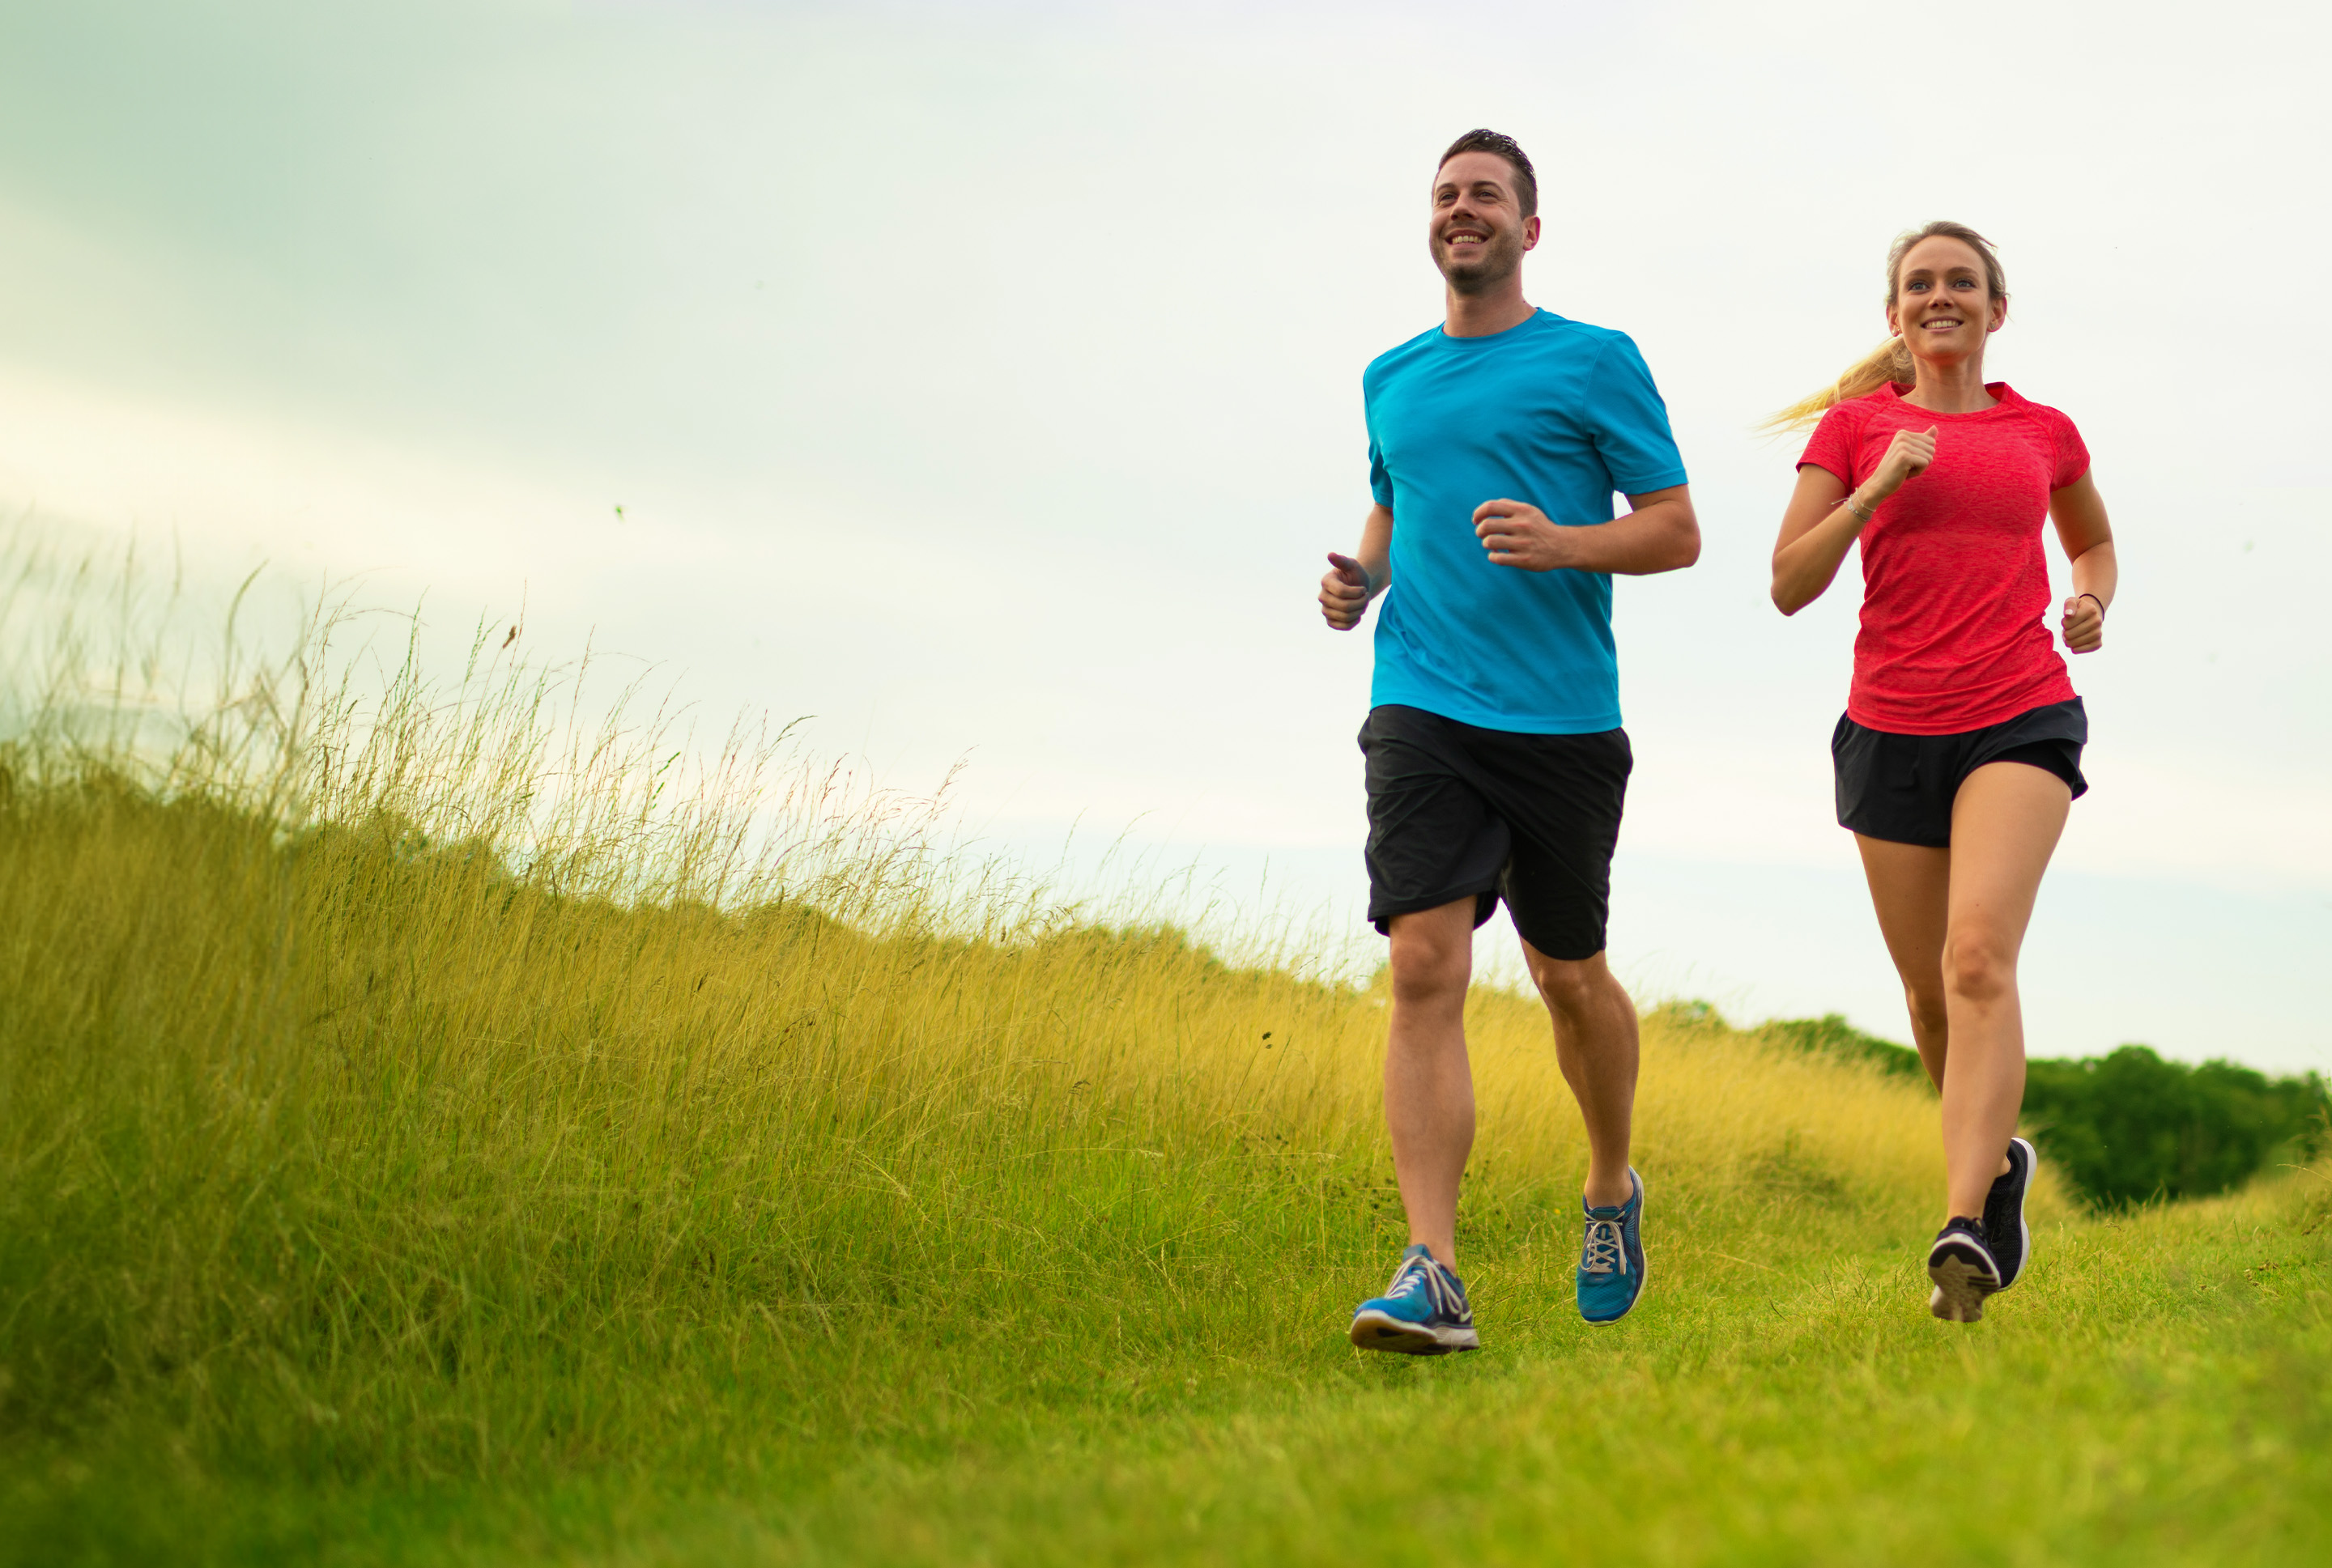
left=1854, top=833, right=1951, bottom=994
left=1943, top=762, right=2071, bottom=951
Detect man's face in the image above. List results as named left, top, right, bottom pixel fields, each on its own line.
left=1428, top=151, right=1540, bottom=294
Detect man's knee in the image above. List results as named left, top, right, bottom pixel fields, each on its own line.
left=1388, top=916, right=1470, bottom=1006
left=1528, top=950, right=1610, bottom=1016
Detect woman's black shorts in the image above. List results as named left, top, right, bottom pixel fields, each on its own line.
left=1832, top=697, right=2087, bottom=848
left=1360, top=704, right=1630, bottom=962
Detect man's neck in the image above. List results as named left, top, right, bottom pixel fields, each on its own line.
left=1443, top=283, right=1534, bottom=338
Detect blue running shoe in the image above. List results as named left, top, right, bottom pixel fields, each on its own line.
left=1578, top=1167, right=1647, bottom=1324
left=1349, top=1243, right=1479, bottom=1354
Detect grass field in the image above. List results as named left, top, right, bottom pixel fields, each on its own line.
left=2, top=567, right=2328, bottom=1566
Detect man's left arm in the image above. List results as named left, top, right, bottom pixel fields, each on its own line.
left=1473, top=485, right=1700, bottom=575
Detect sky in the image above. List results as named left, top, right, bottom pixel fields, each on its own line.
left=2, top=0, right=2326, bottom=1070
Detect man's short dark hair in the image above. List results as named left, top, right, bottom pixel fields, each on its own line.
left=1437, top=129, right=1538, bottom=220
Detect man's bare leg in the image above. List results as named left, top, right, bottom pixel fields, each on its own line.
left=1522, top=945, right=1637, bottom=1208
left=1383, top=897, right=1478, bottom=1266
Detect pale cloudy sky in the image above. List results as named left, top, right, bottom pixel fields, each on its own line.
left=2, top=0, right=2326, bottom=1069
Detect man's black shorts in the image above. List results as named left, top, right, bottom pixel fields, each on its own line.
left=1832, top=697, right=2088, bottom=848
left=1360, top=703, right=1631, bottom=962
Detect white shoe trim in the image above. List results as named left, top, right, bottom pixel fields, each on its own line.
left=1349, top=1308, right=1479, bottom=1353
left=1999, top=1137, right=2035, bottom=1290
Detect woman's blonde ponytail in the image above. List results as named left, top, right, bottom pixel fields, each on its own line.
left=1764, top=338, right=1914, bottom=433
left=1764, top=221, right=2007, bottom=434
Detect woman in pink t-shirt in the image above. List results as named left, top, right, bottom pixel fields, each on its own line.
left=1768, top=221, right=2119, bottom=1324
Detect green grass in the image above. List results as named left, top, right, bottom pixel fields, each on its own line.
left=13, top=1179, right=2328, bottom=1566
left=2, top=555, right=2328, bottom=1565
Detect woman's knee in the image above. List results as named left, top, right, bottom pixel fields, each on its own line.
left=1941, top=926, right=2017, bottom=1005
left=1901, top=983, right=1949, bottom=1038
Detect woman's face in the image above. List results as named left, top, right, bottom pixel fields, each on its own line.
left=1884, top=235, right=2006, bottom=365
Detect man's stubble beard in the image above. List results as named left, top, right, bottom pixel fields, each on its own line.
left=1436, top=230, right=1526, bottom=297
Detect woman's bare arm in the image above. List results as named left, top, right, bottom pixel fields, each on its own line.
left=1769, top=427, right=1936, bottom=614
left=2049, top=472, right=2116, bottom=652
left=1769, top=465, right=1858, bottom=614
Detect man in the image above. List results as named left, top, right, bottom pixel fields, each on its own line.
left=1320, top=130, right=1698, bottom=1352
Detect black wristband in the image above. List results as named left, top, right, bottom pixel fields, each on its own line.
left=2079, top=593, right=2105, bottom=615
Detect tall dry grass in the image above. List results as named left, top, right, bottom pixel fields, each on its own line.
left=0, top=535, right=2043, bottom=1495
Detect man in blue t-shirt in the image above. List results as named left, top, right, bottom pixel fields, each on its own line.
left=1320, top=130, right=1699, bottom=1352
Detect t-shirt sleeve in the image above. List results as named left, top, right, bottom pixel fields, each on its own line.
left=2049, top=410, right=2092, bottom=490
left=1364, top=378, right=1394, bottom=508
left=1797, top=404, right=1862, bottom=486
left=1368, top=434, right=1394, bottom=508
left=1586, top=335, right=1689, bottom=494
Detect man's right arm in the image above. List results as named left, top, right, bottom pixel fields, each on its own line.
left=1320, top=504, right=1394, bottom=631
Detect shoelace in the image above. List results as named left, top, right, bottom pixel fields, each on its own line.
left=1581, top=1217, right=1627, bottom=1277
left=1387, top=1256, right=1465, bottom=1317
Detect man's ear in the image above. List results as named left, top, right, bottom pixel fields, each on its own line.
left=1521, top=215, right=1543, bottom=252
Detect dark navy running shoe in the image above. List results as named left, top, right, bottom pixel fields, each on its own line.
left=1577, top=1167, right=1647, bottom=1324
left=1927, top=1217, right=2002, bottom=1323
left=1982, top=1137, right=2037, bottom=1290
left=1350, top=1243, right=1479, bottom=1354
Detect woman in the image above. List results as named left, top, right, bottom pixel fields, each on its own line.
left=1768, top=221, right=2117, bottom=1323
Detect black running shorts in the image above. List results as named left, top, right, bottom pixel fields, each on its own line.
left=1832, top=697, right=2088, bottom=848
left=1360, top=703, right=1631, bottom=962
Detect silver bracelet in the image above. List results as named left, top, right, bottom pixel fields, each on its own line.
left=1843, top=495, right=1875, bottom=523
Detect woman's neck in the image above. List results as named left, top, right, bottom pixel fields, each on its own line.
left=1901, top=353, right=1997, bottom=414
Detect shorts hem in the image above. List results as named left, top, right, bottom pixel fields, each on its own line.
left=1509, top=925, right=1606, bottom=963
left=1832, top=699, right=2087, bottom=848
left=1368, top=885, right=1499, bottom=936
left=1838, top=818, right=1951, bottom=849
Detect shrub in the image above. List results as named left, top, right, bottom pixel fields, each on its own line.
left=2023, top=1045, right=2330, bottom=1209
left=1756, top=1013, right=2330, bottom=1209
left=1761, top=1013, right=1927, bottom=1082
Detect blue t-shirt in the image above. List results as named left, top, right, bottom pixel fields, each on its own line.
left=1364, top=308, right=1687, bottom=733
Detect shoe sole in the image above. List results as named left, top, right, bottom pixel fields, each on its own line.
left=1349, top=1309, right=1479, bottom=1354
left=1928, top=1251, right=2000, bottom=1323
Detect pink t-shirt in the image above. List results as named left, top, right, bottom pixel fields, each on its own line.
left=1798, top=382, right=2088, bottom=735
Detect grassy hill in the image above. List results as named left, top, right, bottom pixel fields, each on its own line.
left=2, top=580, right=2327, bottom=1566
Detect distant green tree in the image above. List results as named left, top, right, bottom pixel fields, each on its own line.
left=1763, top=1013, right=1927, bottom=1082
left=2022, top=1045, right=2330, bottom=1208
left=1755, top=1017, right=2329, bottom=1210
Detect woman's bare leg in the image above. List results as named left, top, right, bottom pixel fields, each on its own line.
left=1934, top=763, right=2069, bottom=1219
left=1856, top=759, right=2067, bottom=1220
left=1853, top=834, right=1953, bottom=1090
